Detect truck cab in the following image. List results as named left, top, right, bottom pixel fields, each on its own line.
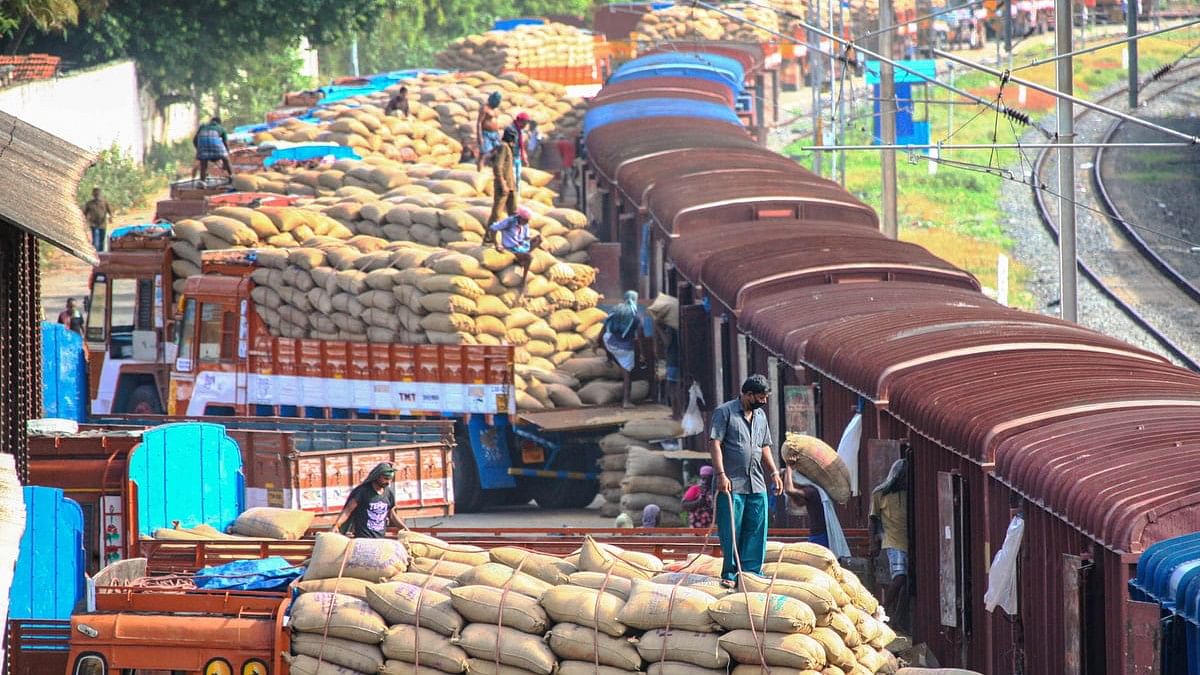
left=86, top=225, right=177, bottom=416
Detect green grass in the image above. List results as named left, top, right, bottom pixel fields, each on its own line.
left=783, top=29, right=1199, bottom=309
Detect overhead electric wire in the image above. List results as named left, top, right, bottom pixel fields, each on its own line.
left=1010, top=18, right=1200, bottom=71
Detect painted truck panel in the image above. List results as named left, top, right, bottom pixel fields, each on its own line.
left=10, top=487, right=85, bottom=621
left=40, top=322, right=87, bottom=422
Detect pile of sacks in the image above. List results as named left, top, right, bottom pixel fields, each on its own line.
left=402, top=72, right=587, bottom=149
left=597, top=418, right=687, bottom=519
left=151, top=507, right=315, bottom=541
left=252, top=103, right=462, bottom=166
left=630, top=5, right=781, bottom=44
left=436, top=23, right=597, bottom=75
left=285, top=532, right=899, bottom=675
left=232, top=158, right=561, bottom=206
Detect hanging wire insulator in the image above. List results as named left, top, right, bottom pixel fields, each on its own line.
left=1002, top=107, right=1031, bottom=127
left=1151, top=63, right=1173, bottom=81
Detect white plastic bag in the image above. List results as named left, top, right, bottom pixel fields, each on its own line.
left=681, top=382, right=705, bottom=436
left=984, top=514, right=1025, bottom=615
left=836, top=413, right=863, bottom=496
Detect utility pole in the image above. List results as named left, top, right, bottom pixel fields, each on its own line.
left=1056, top=0, right=1077, bottom=321
left=1005, top=0, right=1014, bottom=61
left=838, top=0, right=848, bottom=186
left=811, top=0, right=824, bottom=176
left=880, top=0, right=899, bottom=239
left=1127, top=0, right=1139, bottom=108
left=351, top=37, right=361, bottom=77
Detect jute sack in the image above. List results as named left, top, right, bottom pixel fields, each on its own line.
left=380, top=660, right=456, bottom=674
left=649, top=573, right=730, bottom=598
left=853, top=645, right=892, bottom=673
left=546, top=622, right=642, bottom=670
left=619, top=580, right=719, bottom=632
left=760, top=563, right=852, bottom=607
left=408, top=557, right=473, bottom=579
left=782, top=433, right=851, bottom=504
left=489, top=546, right=575, bottom=585
left=622, top=475, right=685, bottom=495
left=637, top=628, right=731, bottom=669
left=457, top=562, right=552, bottom=599
left=739, top=573, right=837, bottom=625
left=599, top=433, right=634, bottom=455
left=664, top=555, right=723, bottom=579
left=365, top=582, right=464, bottom=636
left=406, top=541, right=490, bottom=566
left=839, top=568, right=880, bottom=613
left=600, top=453, right=628, bottom=471
left=229, top=507, right=314, bottom=539
left=826, top=611, right=863, bottom=647
left=292, top=633, right=384, bottom=673
left=284, top=654, right=369, bottom=675
left=390, top=572, right=460, bottom=594
left=466, top=660, right=541, bottom=675
left=719, top=630, right=827, bottom=670
left=731, top=667, right=823, bottom=675
left=768, top=541, right=840, bottom=574
left=871, top=621, right=898, bottom=650
left=648, top=663, right=728, bottom=675
left=626, top=447, right=682, bottom=478
left=567, top=572, right=633, bottom=600
left=448, top=585, right=551, bottom=634
left=810, top=626, right=858, bottom=670
left=303, top=532, right=410, bottom=583
left=295, top=577, right=372, bottom=600
left=381, top=624, right=470, bottom=673
left=709, top=592, right=817, bottom=633
left=558, top=662, right=634, bottom=675
left=578, top=537, right=656, bottom=580
left=623, top=417, right=685, bottom=441
left=540, top=585, right=627, bottom=636
left=290, top=592, right=387, bottom=644
left=452, top=623, right=558, bottom=675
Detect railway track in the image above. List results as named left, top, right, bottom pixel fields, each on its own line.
left=1031, top=58, right=1200, bottom=369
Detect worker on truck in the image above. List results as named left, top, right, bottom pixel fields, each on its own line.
left=333, top=462, right=408, bottom=538
left=193, top=116, right=234, bottom=183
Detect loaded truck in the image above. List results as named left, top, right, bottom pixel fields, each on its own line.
left=73, top=212, right=668, bottom=513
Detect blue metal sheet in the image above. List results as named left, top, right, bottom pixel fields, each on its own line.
left=40, top=322, right=88, bottom=422
left=11, top=487, right=84, bottom=620
left=583, top=97, right=741, bottom=136
left=609, top=64, right=743, bottom=94
left=128, top=422, right=244, bottom=536
left=469, top=414, right=517, bottom=489
left=615, top=51, right=745, bottom=86
left=1131, top=532, right=1200, bottom=611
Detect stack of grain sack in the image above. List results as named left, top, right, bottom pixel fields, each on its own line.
left=630, top=4, right=780, bottom=44
left=285, top=531, right=900, bottom=675
left=597, top=417, right=687, bottom=520
left=436, top=23, right=597, bottom=76
left=252, top=103, right=462, bottom=166
left=405, top=71, right=588, bottom=149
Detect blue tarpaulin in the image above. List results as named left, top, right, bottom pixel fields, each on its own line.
left=583, top=97, right=741, bottom=136
left=194, top=557, right=303, bottom=592
left=263, top=143, right=361, bottom=167
left=611, top=52, right=745, bottom=93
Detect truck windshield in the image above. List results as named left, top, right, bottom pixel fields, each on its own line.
left=86, top=276, right=107, bottom=344
left=109, top=278, right=137, bottom=358
left=72, top=654, right=105, bottom=675
left=177, top=299, right=196, bottom=370
left=198, top=303, right=234, bottom=362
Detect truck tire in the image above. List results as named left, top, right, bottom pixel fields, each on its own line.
left=452, top=432, right=488, bottom=514
left=531, top=443, right=600, bottom=510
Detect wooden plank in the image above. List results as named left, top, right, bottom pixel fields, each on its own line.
left=938, top=471, right=958, bottom=628
left=1124, top=598, right=1162, bottom=675
left=1063, top=554, right=1085, bottom=675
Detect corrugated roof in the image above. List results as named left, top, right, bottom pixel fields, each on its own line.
left=736, top=282, right=1002, bottom=364
left=583, top=97, right=741, bottom=137
left=670, top=220, right=882, bottom=281
left=642, top=42, right=767, bottom=72
left=673, top=227, right=974, bottom=312
left=803, top=307, right=1164, bottom=404
left=1130, top=531, right=1200, bottom=612
left=646, top=173, right=878, bottom=235
left=994, top=408, right=1200, bottom=554
left=886, top=353, right=1200, bottom=463
left=616, top=148, right=814, bottom=207
left=586, top=118, right=757, bottom=181
left=0, top=111, right=96, bottom=264
left=612, top=52, right=746, bottom=91
left=590, top=79, right=733, bottom=107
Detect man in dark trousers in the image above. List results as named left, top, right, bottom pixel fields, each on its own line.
left=385, top=85, right=410, bottom=117
left=82, top=187, right=112, bottom=252
left=709, top=374, right=784, bottom=585
left=193, top=116, right=233, bottom=183
left=332, top=462, right=407, bottom=538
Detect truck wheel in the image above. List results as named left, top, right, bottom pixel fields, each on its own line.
left=452, top=434, right=487, bottom=514
left=127, top=384, right=163, bottom=414
left=531, top=443, right=600, bottom=510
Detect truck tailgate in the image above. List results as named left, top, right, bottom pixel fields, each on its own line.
left=518, top=404, right=674, bottom=432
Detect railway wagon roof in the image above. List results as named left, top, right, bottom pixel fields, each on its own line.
left=995, top=407, right=1200, bottom=554
left=583, top=97, right=742, bottom=138
left=886, top=353, right=1200, bottom=464
left=641, top=41, right=767, bottom=72
left=737, top=283, right=1000, bottom=364
left=590, top=76, right=735, bottom=106
left=616, top=149, right=821, bottom=208
left=801, top=307, right=1164, bottom=404
left=586, top=118, right=757, bottom=181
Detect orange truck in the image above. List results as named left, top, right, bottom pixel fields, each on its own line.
left=79, top=220, right=667, bottom=513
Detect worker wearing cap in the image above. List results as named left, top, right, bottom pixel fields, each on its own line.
left=487, top=206, right=543, bottom=286
left=333, top=462, right=407, bottom=538
left=709, top=374, right=784, bottom=584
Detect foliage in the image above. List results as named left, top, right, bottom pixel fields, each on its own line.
left=76, top=0, right=400, bottom=107
left=320, top=0, right=593, bottom=76
left=76, top=143, right=158, bottom=212
left=214, top=40, right=315, bottom=127
left=144, top=139, right=193, bottom=179
left=0, top=0, right=104, bottom=38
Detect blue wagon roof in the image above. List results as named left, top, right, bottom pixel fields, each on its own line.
left=611, top=52, right=745, bottom=92
left=583, top=97, right=741, bottom=137
left=1130, top=532, right=1200, bottom=622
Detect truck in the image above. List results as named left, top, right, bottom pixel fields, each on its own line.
left=76, top=217, right=670, bottom=513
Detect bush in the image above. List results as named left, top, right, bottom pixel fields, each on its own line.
left=77, top=143, right=159, bottom=212
left=145, top=139, right=195, bottom=179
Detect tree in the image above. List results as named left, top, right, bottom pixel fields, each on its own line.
left=214, top=40, right=315, bottom=127
left=1, top=0, right=106, bottom=51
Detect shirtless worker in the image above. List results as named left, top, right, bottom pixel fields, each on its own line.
left=476, top=91, right=503, bottom=171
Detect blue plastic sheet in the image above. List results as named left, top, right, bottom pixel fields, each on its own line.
left=583, top=97, right=741, bottom=136
left=194, top=557, right=303, bottom=592
left=611, top=52, right=745, bottom=93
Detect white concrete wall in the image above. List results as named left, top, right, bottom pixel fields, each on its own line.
left=0, top=60, right=145, bottom=161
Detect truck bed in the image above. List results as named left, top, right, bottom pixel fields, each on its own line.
left=518, top=404, right=674, bottom=432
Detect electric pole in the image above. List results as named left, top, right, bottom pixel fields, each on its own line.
left=1056, top=0, right=1077, bottom=321
left=1127, top=0, right=1139, bottom=108
left=880, top=0, right=899, bottom=239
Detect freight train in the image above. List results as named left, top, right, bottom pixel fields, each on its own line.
left=581, top=43, right=1200, bottom=674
